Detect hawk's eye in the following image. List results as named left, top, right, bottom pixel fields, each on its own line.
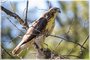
left=45, top=15, right=48, bottom=18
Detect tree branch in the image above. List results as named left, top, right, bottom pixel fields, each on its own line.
left=7, top=17, right=24, bottom=33
left=82, top=35, right=89, bottom=47
left=49, top=34, right=87, bottom=49
left=1, top=6, right=29, bottom=29
left=1, top=45, right=15, bottom=58
left=79, top=35, right=89, bottom=58
left=24, top=0, right=29, bottom=28
left=46, top=1, right=52, bottom=9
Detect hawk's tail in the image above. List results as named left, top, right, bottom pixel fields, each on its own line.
left=12, top=45, right=22, bottom=55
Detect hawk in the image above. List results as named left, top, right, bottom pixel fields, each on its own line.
left=12, top=7, right=61, bottom=55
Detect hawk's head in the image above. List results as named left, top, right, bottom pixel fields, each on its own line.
left=49, top=7, right=61, bottom=13
left=43, top=7, right=61, bottom=21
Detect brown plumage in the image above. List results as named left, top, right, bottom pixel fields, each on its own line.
left=12, top=7, right=61, bottom=55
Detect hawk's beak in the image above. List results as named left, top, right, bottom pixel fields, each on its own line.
left=59, top=10, right=61, bottom=13
left=57, top=8, right=61, bottom=13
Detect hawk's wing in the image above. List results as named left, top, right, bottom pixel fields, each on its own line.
left=21, top=17, right=48, bottom=45
left=12, top=17, right=47, bottom=55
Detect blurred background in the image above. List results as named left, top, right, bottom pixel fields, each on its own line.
left=1, top=0, right=89, bottom=59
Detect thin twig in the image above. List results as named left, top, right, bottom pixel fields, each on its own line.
left=82, top=35, right=89, bottom=47
left=46, top=1, right=52, bottom=9
left=51, top=39, right=63, bottom=58
left=66, top=19, right=74, bottom=34
left=7, top=17, right=24, bottom=33
left=53, top=39, right=63, bottom=53
left=64, top=19, right=76, bottom=56
left=67, top=45, right=77, bottom=56
left=79, top=35, right=89, bottom=55
left=61, top=55, right=80, bottom=58
left=49, top=34, right=86, bottom=49
left=24, top=0, right=29, bottom=28
left=1, top=6, right=29, bottom=29
left=1, top=45, right=15, bottom=58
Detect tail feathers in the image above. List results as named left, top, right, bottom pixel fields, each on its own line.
left=12, top=46, right=22, bottom=55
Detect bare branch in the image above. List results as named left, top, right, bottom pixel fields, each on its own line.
left=1, top=6, right=29, bottom=29
left=24, top=0, right=29, bottom=28
left=49, top=34, right=87, bottom=49
left=7, top=17, right=24, bottom=33
left=46, top=1, right=52, bottom=9
left=66, top=19, right=74, bottom=34
left=53, top=39, right=63, bottom=52
left=61, top=55, right=80, bottom=58
left=1, top=45, right=15, bottom=58
left=79, top=35, right=89, bottom=56
left=82, top=35, right=89, bottom=46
